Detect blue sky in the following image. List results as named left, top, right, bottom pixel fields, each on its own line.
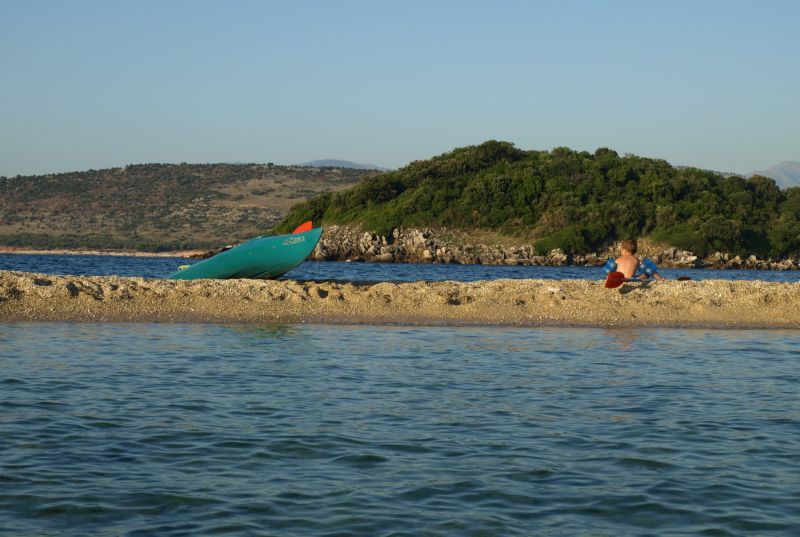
left=1, top=0, right=798, bottom=176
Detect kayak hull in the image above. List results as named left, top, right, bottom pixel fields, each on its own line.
left=168, top=227, right=323, bottom=280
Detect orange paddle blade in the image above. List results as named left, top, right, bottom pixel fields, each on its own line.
left=292, top=221, right=313, bottom=234
left=605, top=271, right=628, bottom=289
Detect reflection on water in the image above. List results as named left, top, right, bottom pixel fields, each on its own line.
left=0, top=323, right=799, bottom=536
left=603, top=327, right=645, bottom=351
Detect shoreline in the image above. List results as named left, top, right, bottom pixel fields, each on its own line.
left=1, top=247, right=799, bottom=272
left=310, top=226, right=800, bottom=271
left=2, top=270, right=799, bottom=328
left=3, top=235, right=798, bottom=271
left=0, top=247, right=206, bottom=258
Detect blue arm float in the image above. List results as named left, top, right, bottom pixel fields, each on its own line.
left=637, top=257, right=658, bottom=277
left=603, top=258, right=618, bottom=275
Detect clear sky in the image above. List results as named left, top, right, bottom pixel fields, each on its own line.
left=1, top=0, right=798, bottom=176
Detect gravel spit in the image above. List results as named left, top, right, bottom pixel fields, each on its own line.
left=2, top=270, right=799, bottom=328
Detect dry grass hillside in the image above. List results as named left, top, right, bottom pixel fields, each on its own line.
left=0, top=164, right=375, bottom=251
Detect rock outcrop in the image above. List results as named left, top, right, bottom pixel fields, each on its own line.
left=307, top=226, right=799, bottom=270
left=310, top=226, right=575, bottom=266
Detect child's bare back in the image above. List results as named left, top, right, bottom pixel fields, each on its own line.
left=615, top=252, right=639, bottom=278
left=612, top=238, right=664, bottom=280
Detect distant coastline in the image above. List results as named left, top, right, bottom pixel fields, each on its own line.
left=0, top=246, right=205, bottom=258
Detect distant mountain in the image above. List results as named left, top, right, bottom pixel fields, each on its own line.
left=751, top=161, right=800, bottom=189
left=299, top=159, right=390, bottom=171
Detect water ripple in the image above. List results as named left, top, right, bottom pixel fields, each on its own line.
left=2, top=253, right=800, bottom=282
left=1, top=323, right=799, bottom=536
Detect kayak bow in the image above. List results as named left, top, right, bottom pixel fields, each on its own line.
left=168, top=226, right=323, bottom=280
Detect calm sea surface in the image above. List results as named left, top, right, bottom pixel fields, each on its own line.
left=1, top=323, right=798, bottom=536
left=0, top=253, right=798, bottom=282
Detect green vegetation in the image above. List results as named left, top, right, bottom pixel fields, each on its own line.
left=5, top=145, right=798, bottom=257
left=0, top=163, right=372, bottom=250
left=277, top=141, right=800, bottom=257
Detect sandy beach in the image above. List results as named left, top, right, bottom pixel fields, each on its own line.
left=1, top=270, right=798, bottom=328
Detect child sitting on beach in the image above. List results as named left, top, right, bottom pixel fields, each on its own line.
left=605, top=239, right=665, bottom=280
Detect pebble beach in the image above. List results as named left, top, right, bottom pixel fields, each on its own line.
left=2, top=270, right=798, bottom=328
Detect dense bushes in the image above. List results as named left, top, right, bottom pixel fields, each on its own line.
left=277, top=141, right=800, bottom=257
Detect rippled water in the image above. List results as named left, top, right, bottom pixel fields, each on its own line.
left=1, top=323, right=798, bottom=536
left=1, top=253, right=798, bottom=282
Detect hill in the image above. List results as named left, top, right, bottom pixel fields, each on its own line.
left=0, top=163, right=375, bottom=251
left=278, top=141, right=800, bottom=258
left=299, top=159, right=390, bottom=171
left=751, top=161, right=800, bottom=189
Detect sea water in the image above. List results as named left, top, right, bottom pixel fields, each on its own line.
left=1, top=323, right=798, bottom=536
left=1, top=253, right=798, bottom=282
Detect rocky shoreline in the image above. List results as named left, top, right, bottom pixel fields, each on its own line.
left=2, top=270, right=799, bottom=328
left=3, top=226, right=798, bottom=271
left=307, top=226, right=800, bottom=271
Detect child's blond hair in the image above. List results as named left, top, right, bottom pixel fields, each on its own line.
left=620, top=239, right=637, bottom=254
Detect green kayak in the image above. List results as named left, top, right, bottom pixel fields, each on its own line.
left=168, top=226, right=323, bottom=280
